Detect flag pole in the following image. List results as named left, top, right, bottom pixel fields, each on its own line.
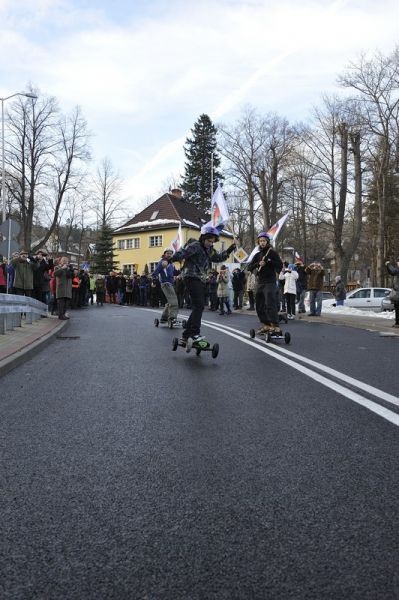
left=210, top=152, right=214, bottom=198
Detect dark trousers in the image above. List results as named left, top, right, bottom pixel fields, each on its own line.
left=182, top=277, right=205, bottom=338
left=285, top=293, right=296, bottom=315
left=255, top=282, right=279, bottom=325
left=14, top=288, right=32, bottom=297
left=58, top=297, right=69, bottom=317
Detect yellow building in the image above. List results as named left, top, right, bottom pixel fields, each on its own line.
left=113, top=189, right=234, bottom=274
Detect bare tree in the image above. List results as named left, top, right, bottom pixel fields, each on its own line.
left=339, top=48, right=399, bottom=283
left=6, top=90, right=91, bottom=251
left=91, top=157, right=125, bottom=228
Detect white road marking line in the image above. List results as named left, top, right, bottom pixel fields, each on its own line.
left=203, top=320, right=399, bottom=408
left=200, top=320, right=399, bottom=428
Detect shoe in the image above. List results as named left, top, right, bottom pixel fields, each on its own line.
left=227, top=310, right=232, bottom=315
left=192, top=335, right=205, bottom=342
left=219, top=311, right=225, bottom=315
left=257, top=324, right=271, bottom=334
left=392, top=323, right=399, bottom=328
left=308, top=313, right=316, bottom=316
left=58, top=316, right=68, bottom=320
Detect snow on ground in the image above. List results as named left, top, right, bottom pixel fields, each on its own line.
left=321, top=304, right=394, bottom=319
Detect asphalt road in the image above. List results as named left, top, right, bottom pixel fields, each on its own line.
left=1, top=305, right=399, bottom=599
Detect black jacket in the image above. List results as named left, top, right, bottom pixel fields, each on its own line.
left=247, top=246, right=283, bottom=284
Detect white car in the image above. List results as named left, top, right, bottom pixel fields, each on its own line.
left=323, top=287, right=391, bottom=311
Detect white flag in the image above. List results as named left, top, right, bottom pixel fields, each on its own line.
left=245, top=213, right=290, bottom=263
left=211, top=184, right=230, bottom=228
left=171, top=222, right=182, bottom=251
left=266, top=213, right=289, bottom=242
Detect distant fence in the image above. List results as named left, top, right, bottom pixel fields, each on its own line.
left=0, top=293, right=48, bottom=335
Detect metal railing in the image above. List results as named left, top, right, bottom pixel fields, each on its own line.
left=0, top=293, right=48, bottom=334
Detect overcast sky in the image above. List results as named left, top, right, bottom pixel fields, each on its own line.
left=1, top=0, right=399, bottom=216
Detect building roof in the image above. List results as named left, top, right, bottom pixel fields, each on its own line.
left=115, top=191, right=208, bottom=234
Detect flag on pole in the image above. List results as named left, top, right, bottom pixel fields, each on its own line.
left=266, top=213, right=289, bottom=242
left=211, top=184, right=230, bottom=228
left=171, top=222, right=182, bottom=251
left=245, top=213, right=290, bottom=263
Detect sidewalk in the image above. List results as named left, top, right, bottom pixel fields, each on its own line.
left=0, top=315, right=69, bottom=377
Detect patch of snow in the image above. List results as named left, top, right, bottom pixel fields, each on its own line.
left=322, top=304, right=394, bottom=319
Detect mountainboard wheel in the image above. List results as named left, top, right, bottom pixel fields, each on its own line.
left=249, top=329, right=255, bottom=339
left=168, top=319, right=173, bottom=329
left=172, top=337, right=178, bottom=351
left=266, top=332, right=272, bottom=343
left=284, top=332, right=291, bottom=344
left=182, top=319, right=187, bottom=328
left=154, top=318, right=159, bottom=327
left=196, top=348, right=201, bottom=356
left=211, top=343, right=219, bottom=358
left=186, top=337, right=193, bottom=353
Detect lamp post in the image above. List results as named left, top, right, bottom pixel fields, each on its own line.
left=1, top=92, right=37, bottom=223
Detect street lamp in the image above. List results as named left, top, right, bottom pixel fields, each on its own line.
left=1, top=92, right=38, bottom=222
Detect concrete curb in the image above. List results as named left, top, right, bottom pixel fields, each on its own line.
left=0, top=319, right=69, bottom=378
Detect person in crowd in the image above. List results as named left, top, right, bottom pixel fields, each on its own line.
left=95, top=274, right=105, bottom=306
left=32, top=249, right=53, bottom=303
left=305, top=261, right=325, bottom=316
left=88, top=273, right=96, bottom=305
left=71, top=269, right=80, bottom=309
left=246, top=269, right=256, bottom=310
left=79, top=269, right=90, bottom=307
left=48, top=260, right=58, bottom=315
left=54, top=256, right=73, bottom=320
left=139, top=272, right=150, bottom=306
left=334, top=275, right=347, bottom=306
left=175, top=274, right=186, bottom=309
left=11, top=250, right=38, bottom=297
left=232, top=267, right=246, bottom=309
left=385, top=258, right=399, bottom=328
left=0, top=255, right=7, bottom=293
left=295, top=258, right=308, bottom=313
left=278, top=261, right=289, bottom=312
left=6, top=252, right=19, bottom=292
left=132, top=274, right=140, bottom=305
left=106, top=271, right=118, bottom=304
left=279, top=263, right=299, bottom=319
left=169, top=226, right=238, bottom=343
left=116, top=272, right=127, bottom=305
left=217, top=265, right=232, bottom=315
left=207, top=269, right=219, bottom=311
left=125, top=276, right=133, bottom=305
left=152, top=248, right=180, bottom=323
left=247, top=232, right=283, bottom=334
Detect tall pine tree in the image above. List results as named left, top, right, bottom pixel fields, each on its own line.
left=92, top=223, right=118, bottom=274
left=181, top=114, right=223, bottom=213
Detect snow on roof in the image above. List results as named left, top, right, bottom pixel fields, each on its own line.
left=115, top=218, right=180, bottom=231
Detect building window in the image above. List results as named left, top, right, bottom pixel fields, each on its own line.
left=132, top=238, right=140, bottom=249
left=117, top=239, right=126, bottom=250
left=150, top=211, right=159, bottom=220
left=149, top=235, right=163, bottom=247
left=149, top=262, right=158, bottom=273
left=123, top=264, right=138, bottom=275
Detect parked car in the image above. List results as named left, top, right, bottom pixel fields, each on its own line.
left=381, top=293, right=395, bottom=312
left=323, top=287, right=391, bottom=311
